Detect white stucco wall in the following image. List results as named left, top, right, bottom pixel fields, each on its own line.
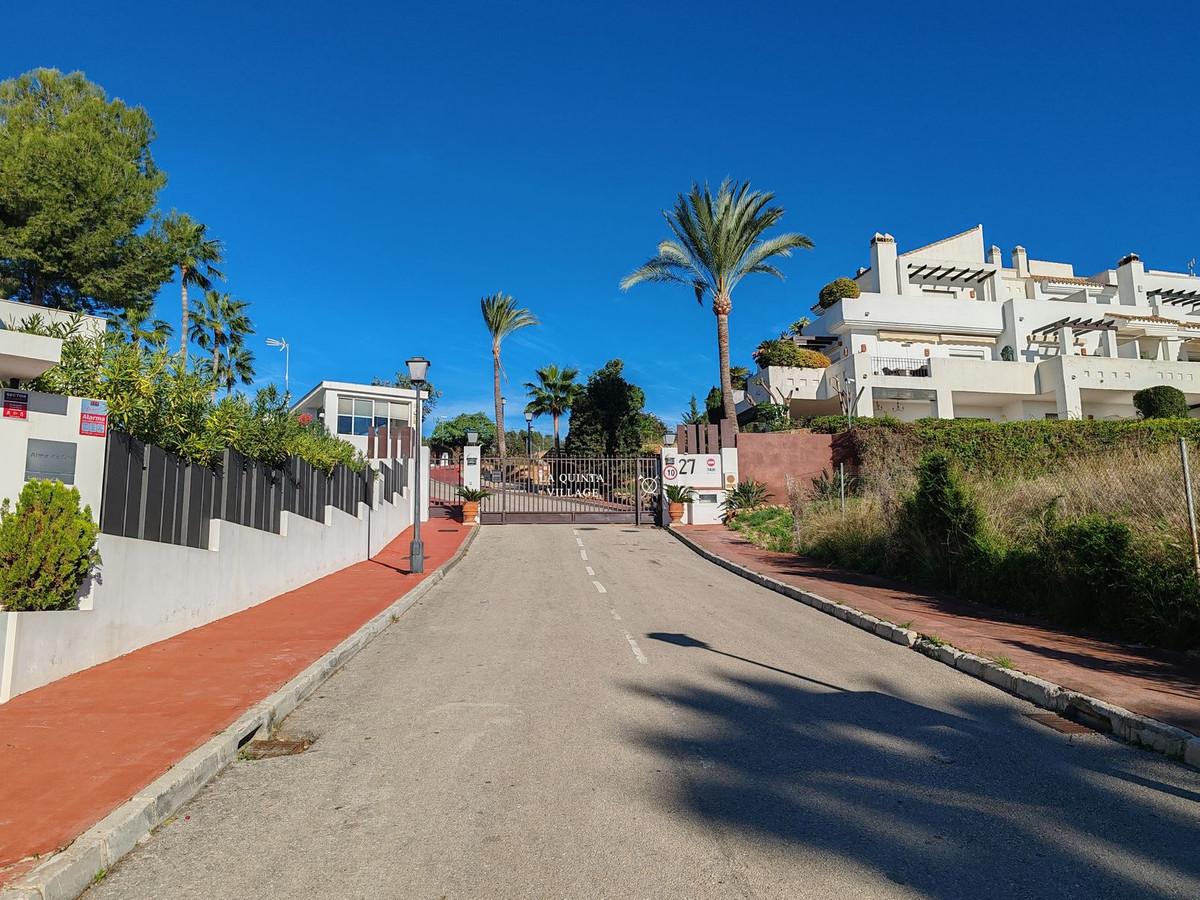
left=0, top=450, right=429, bottom=703
left=0, top=392, right=107, bottom=518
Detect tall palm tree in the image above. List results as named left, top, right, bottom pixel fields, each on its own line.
left=216, top=344, right=256, bottom=395
left=621, top=180, right=812, bottom=431
left=480, top=292, right=538, bottom=458
left=161, top=212, right=224, bottom=364
left=110, top=303, right=173, bottom=349
left=524, top=364, right=581, bottom=450
left=189, top=290, right=253, bottom=379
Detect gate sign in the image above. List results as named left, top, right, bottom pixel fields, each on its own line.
left=3, top=389, right=28, bottom=420
left=662, top=453, right=722, bottom=487
left=79, top=398, right=108, bottom=437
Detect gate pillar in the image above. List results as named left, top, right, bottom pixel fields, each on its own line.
left=463, top=444, right=482, bottom=491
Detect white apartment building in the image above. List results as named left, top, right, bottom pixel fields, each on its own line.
left=745, top=225, right=1200, bottom=422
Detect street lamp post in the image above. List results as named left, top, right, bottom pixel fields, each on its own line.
left=406, top=356, right=430, bottom=574
left=266, top=338, right=290, bottom=397
left=524, top=410, right=533, bottom=456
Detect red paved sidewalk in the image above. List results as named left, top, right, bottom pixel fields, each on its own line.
left=0, top=521, right=470, bottom=885
left=682, top=525, right=1200, bottom=735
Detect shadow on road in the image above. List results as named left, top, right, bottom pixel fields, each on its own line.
left=621, top=648, right=1200, bottom=898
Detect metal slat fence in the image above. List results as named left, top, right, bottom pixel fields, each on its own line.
left=100, top=431, right=373, bottom=549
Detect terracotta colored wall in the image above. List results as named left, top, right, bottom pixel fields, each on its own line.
left=737, top=431, right=853, bottom=502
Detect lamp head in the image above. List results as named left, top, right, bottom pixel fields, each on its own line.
left=405, top=356, right=430, bottom=385
left=663, top=432, right=677, bottom=447
left=466, top=430, right=479, bottom=446
left=524, top=410, right=533, bottom=424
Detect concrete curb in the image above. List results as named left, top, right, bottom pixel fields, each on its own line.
left=1, top=526, right=480, bottom=900
left=667, top=527, right=1200, bottom=771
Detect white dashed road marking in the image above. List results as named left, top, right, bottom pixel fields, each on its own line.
left=585, top=566, right=595, bottom=576
left=576, top=538, right=584, bottom=547
left=580, top=549, right=588, bottom=561
left=623, top=632, right=648, bottom=664
left=592, top=581, right=607, bottom=594
left=610, top=609, right=622, bottom=621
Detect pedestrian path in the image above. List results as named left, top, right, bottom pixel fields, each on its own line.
left=681, top=525, right=1200, bottom=735
left=0, top=521, right=470, bottom=886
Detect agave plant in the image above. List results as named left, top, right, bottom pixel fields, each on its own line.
left=664, top=484, right=695, bottom=504
left=721, top=478, right=772, bottom=519
left=456, top=487, right=492, bottom=502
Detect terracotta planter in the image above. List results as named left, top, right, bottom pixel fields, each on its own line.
left=668, top=501, right=685, bottom=525
left=461, top=500, right=479, bottom=524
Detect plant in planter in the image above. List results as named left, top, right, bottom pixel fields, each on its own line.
left=456, top=487, right=491, bottom=524
left=721, top=478, right=772, bottom=521
left=664, top=484, right=695, bottom=525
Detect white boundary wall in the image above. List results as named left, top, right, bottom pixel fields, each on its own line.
left=0, top=447, right=430, bottom=703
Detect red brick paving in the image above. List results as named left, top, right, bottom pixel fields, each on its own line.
left=683, top=525, right=1200, bottom=735
left=0, top=521, right=470, bottom=884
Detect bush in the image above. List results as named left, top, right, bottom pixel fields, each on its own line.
left=722, top=478, right=772, bottom=519
left=744, top=402, right=791, bottom=433
left=1134, top=385, right=1189, bottom=420
left=728, top=506, right=794, bottom=552
left=817, top=277, right=861, bottom=309
left=752, top=339, right=831, bottom=369
left=0, top=481, right=100, bottom=611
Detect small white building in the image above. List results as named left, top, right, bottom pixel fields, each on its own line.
left=0, top=299, right=110, bottom=515
left=291, top=380, right=425, bottom=455
left=746, top=226, right=1200, bottom=422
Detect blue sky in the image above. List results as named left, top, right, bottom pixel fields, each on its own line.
left=8, top=1, right=1199, bottom=433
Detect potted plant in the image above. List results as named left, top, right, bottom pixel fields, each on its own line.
left=664, top=484, right=695, bottom=526
left=456, top=487, right=490, bottom=524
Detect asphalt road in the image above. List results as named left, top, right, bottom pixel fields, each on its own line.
left=88, top=525, right=1200, bottom=899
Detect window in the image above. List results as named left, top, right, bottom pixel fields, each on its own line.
left=335, top=395, right=410, bottom=436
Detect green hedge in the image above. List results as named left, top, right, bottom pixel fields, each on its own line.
left=797, top=417, right=1200, bottom=477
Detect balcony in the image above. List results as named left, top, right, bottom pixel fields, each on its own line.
left=872, top=356, right=930, bottom=378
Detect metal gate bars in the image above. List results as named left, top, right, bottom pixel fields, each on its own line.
left=478, top=456, right=660, bottom=524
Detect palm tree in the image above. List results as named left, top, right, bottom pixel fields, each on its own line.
left=524, top=364, right=581, bottom=450
left=216, top=344, right=256, bottom=395
left=480, top=292, right=538, bottom=458
left=110, top=303, right=173, bottom=349
left=189, top=290, right=253, bottom=379
left=621, top=180, right=812, bottom=431
left=161, top=212, right=224, bottom=364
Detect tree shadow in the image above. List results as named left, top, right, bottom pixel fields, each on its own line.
left=620, top=648, right=1200, bottom=898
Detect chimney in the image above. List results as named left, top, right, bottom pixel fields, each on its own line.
left=989, top=245, right=1003, bottom=266
left=1116, top=252, right=1145, bottom=306
left=1011, top=245, right=1029, bottom=278
left=871, top=233, right=898, bottom=294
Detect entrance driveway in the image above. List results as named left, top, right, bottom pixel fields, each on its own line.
left=89, top=526, right=1200, bottom=899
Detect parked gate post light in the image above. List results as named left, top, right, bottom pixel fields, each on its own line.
left=524, top=409, right=533, bottom=456
left=406, top=356, right=430, bottom=574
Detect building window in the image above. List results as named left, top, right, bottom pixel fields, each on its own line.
left=336, top=396, right=410, bottom=436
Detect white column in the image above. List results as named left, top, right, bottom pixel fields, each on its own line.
left=1056, top=380, right=1083, bottom=420
left=1057, top=325, right=1075, bottom=356
left=933, top=388, right=955, bottom=420
left=1099, top=329, right=1118, bottom=358
left=463, top=444, right=481, bottom=490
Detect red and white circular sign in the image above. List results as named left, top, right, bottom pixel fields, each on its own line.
left=663, top=465, right=679, bottom=481
left=706, top=457, right=716, bottom=467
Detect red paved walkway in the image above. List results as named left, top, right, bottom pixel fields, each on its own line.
left=0, top=521, right=470, bottom=884
left=682, top=525, right=1200, bottom=735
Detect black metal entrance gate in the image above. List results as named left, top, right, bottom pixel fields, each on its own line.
left=479, top=456, right=660, bottom=524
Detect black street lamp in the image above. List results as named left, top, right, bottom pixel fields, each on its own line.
left=524, top=410, right=533, bottom=456
left=406, top=356, right=430, bottom=574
